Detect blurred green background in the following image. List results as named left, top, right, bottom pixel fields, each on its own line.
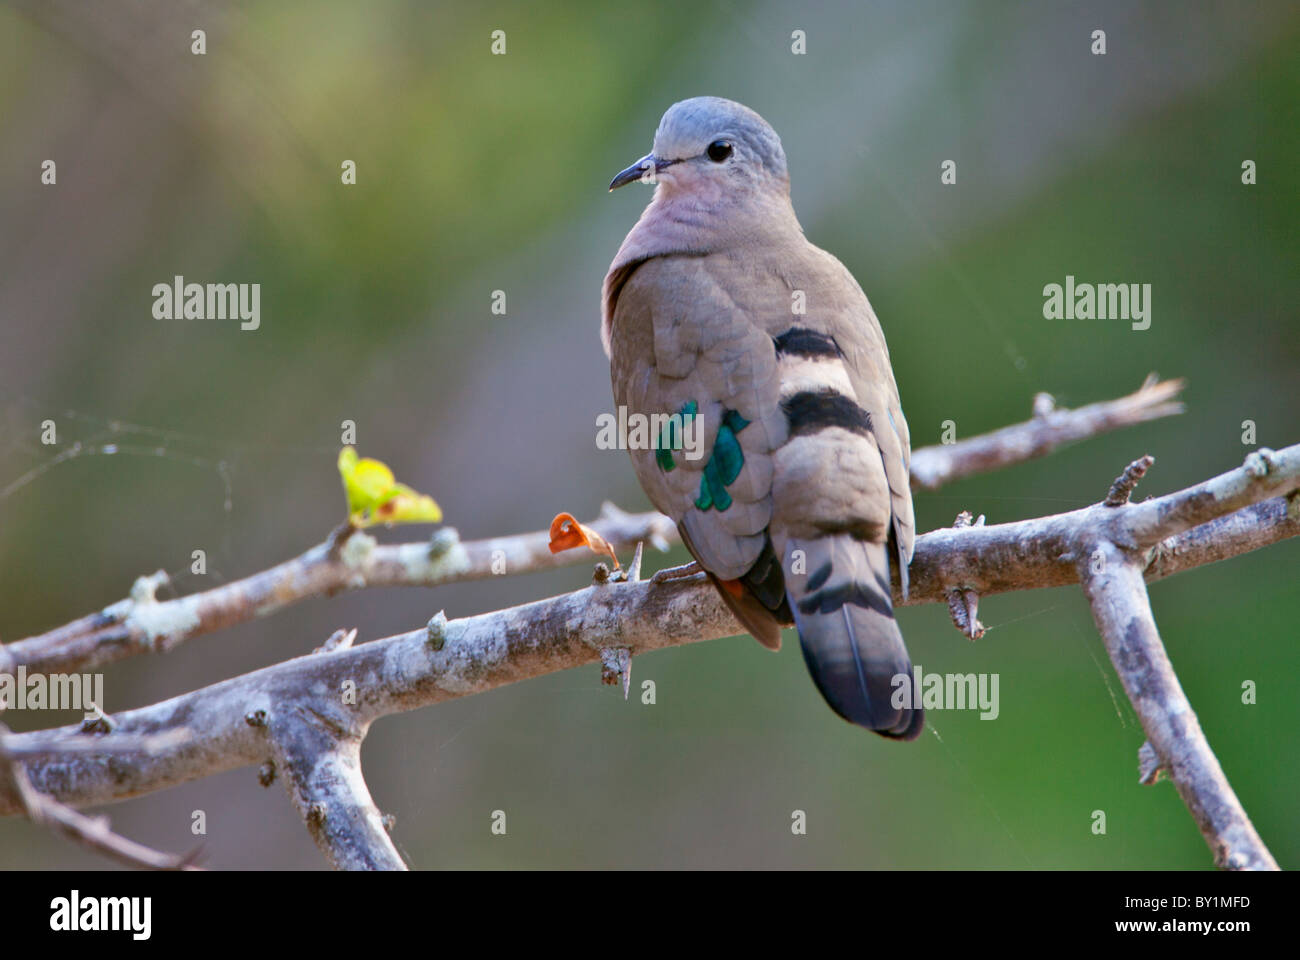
left=0, top=0, right=1296, bottom=869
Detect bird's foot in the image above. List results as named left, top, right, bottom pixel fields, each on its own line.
left=650, top=560, right=703, bottom=584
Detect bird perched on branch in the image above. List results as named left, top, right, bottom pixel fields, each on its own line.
left=602, top=96, right=922, bottom=739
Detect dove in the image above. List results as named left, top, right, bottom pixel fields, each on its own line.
left=602, top=96, right=923, bottom=739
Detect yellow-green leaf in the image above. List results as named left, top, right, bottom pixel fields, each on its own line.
left=375, top=485, right=443, bottom=524
left=337, top=448, right=442, bottom=527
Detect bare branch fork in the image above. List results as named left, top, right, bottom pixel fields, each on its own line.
left=3, top=378, right=1296, bottom=871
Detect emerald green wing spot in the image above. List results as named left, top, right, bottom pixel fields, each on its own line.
left=693, top=407, right=748, bottom=512
left=712, top=424, right=744, bottom=486
left=694, top=480, right=713, bottom=511
left=657, top=400, right=700, bottom=474
left=699, top=457, right=732, bottom=511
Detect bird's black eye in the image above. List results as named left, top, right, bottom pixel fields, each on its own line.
left=706, top=140, right=733, bottom=162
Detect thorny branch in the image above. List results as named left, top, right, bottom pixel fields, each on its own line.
left=1080, top=541, right=1277, bottom=871
left=3, top=378, right=1297, bottom=872
left=908, top=373, right=1184, bottom=490
left=3, top=375, right=1185, bottom=677
left=0, top=721, right=200, bottom=870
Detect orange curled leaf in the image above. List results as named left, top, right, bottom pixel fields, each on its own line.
left=548, top=512, right=620, bottom=569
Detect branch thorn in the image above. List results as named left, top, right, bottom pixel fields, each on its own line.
left=946, top=512, right=986, bottom=638
left=427, top=526, right=460, bottom=559
left=425, top=611, right=448, bottom=651
left=316, top=627, right=357, bottom=654
left=612, top=542, right=645, bottom=583
left=600, top=647, right=632, bottom=699
left=1138, top=740, right=1167, bottom=785
left=1105, top=454, right=1155, bottom=506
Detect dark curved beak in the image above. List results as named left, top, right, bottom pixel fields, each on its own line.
left=608, top=153, right=675, bottom=191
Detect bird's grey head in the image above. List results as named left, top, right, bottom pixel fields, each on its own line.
left=608, top=97, right=789, bottom=202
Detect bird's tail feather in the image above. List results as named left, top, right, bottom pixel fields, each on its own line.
left=784, top=535, right=923, bottom=740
